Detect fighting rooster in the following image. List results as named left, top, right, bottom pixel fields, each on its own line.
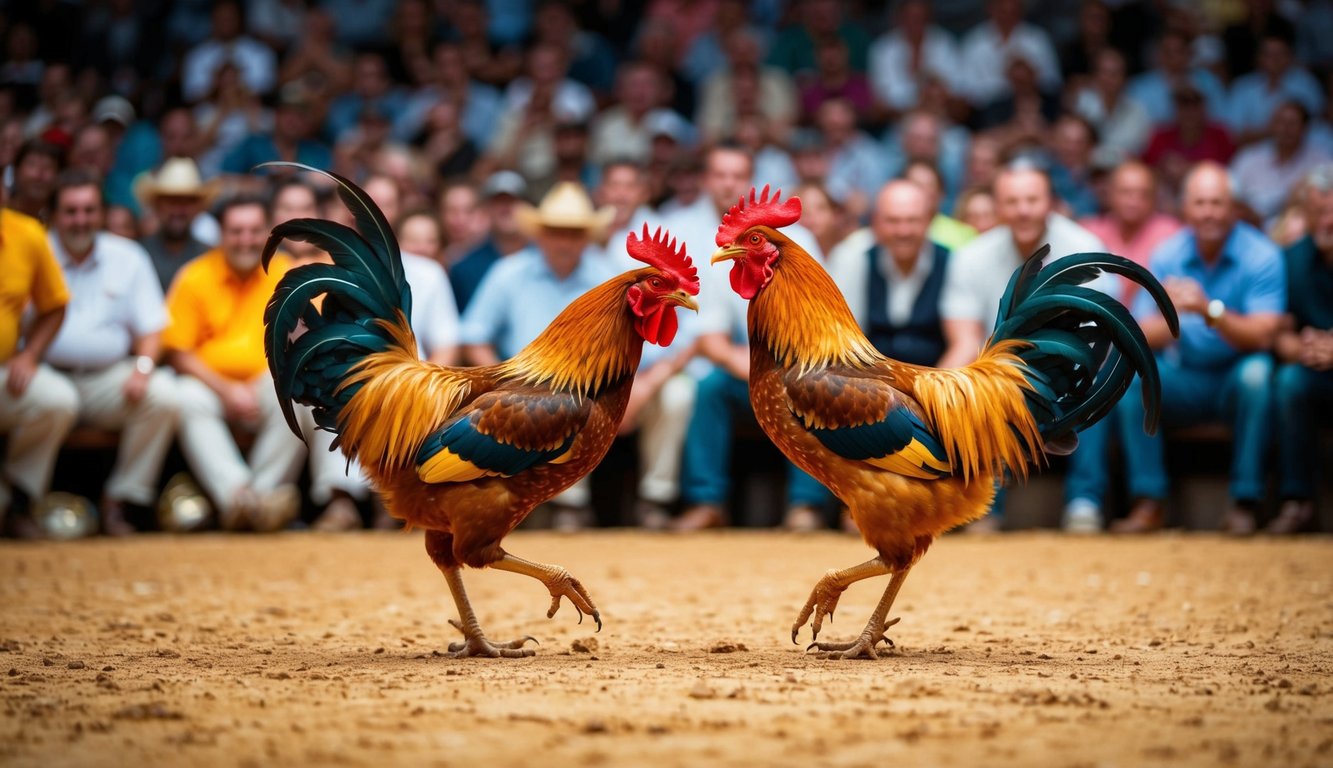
left=711, top=187, right=1178, bottom=659
left=262, top=165, right=698, bottom=658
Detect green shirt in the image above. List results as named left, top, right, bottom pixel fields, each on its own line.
left=1284, top=235, right=1333, bottom=331
left=927, top=214, right=977, bottom=252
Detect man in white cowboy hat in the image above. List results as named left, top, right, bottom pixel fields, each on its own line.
left=458, top=180, right=617, bottom=530
left=136, top=157, right=219, bottom=290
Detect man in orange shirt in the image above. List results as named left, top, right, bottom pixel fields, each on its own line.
left=163, top=196, right=305, bottom=531
left=0, top=202, right=78, bottom=538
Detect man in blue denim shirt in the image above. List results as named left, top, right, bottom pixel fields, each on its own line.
left=1112, top=162, right=1286, bottom=533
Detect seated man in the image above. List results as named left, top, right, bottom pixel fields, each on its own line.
left=164, top=196, right=306, bottom=531
left=1113, top=162, right=1285, bottom=534
left=0, top=194, right=76, bottom=538
left=44, top=170, right=178, bottom=535
left=1270, top=164, right=1333, bottom=533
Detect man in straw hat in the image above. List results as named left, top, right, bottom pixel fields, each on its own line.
left=458, top=180, right=616, bottom=530
left=136, top=157, right=219, bottom=290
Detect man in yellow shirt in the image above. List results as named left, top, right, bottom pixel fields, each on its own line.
left=164, top=196, right=304, bottom=531
left=0, top=205, right=78, bottom=538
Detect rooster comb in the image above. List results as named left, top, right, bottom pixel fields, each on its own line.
left=715, top=185, right=802, bottom=247
left=627, top=224, right=699, bottom=293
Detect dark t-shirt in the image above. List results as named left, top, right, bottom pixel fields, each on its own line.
left=1285, top=235, right=1333, bottom=331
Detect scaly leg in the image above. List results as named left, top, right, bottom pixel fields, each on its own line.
left=490, top=553, right=602, bottom=631
left=792, top=557, right=891, bottom=644
left=440, top=566, right=538, bottom=658
left=808, top=568, right=911, bottom=660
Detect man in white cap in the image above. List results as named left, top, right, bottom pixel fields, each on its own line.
left=136, top=157, right=218, bottom=290
left=458, top=181, right=617, bottom=530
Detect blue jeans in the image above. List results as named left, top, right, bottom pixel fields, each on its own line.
left=1274, top=363, right=1333, bottom=499
left=1116, top=352, right=1274, bottom=503
left=680, top=369, right=832, bottom=510
left=1064, top=415, right=1115, bottom=507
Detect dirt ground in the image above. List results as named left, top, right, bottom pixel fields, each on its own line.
left=0, top=530, right=1329, bottom=768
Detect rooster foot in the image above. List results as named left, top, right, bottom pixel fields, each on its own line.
left=446, top=619, right=538, bottom=659
left=805, top=618, right=901, bottom=660
left=791, top=569, right=848, bottom=644
left=542, top=568, right=603, bottom=632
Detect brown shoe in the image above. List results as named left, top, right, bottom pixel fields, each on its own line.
left=634, top=500, right=672, bottom=531
left=312, top=496, right=361, bottom=532
left=782, top=505, right=824, bottom=532
left=1265, top=500, right=1315, bottom=534
left=1110, top=499, right=1164, bottom=533
left=99, top=498, right=136, bottom=537
left=672, top=504, right=727, bottom=531
left=1220, top=506, right=1257, bottom=535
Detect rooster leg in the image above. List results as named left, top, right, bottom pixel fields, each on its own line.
left=792, top=558, right=891, bottom=644
left=440, top=567, right=538, bottom=659
left=807, top=568, right=910, bottom=660
left=490, top=553, right=603, bottom=632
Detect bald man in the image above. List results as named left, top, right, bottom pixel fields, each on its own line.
left=829, top=180, right=954, bottom=367
left=1079, top=162, right=1182, bottom=305
left=1112, top=162, right=1285, bottom=534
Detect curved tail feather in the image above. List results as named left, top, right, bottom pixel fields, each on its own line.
left=988, top=249, right=1179, bottom=450
left=260, top=163, right=415, bottom=442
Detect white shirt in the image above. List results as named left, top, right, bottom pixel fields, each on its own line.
left=868, top=27, right=960, bottom=110
left=43, top=232, right=167, bottom=371
left=402, top=252, right=460, bottom=360
left=1230, top=140, right=1333, bottom=221
left=942, top=214, right=1110, bottom=336
left=958, top=21, right=1062, bottom=107
left=181, top=36, right=277, bottom=103
left=828, top=230, right=935, bottom=328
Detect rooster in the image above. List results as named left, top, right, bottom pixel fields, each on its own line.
left=711, top=187, right=1179, bottom=659
left=261, top=165, right=699, bottom=658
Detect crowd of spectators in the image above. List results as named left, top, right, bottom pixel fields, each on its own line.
left=1, top=0, right=1331, bottom=538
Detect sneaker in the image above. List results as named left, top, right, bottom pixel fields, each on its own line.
left=1265, top=499, right=1314, bottom=534
left=782, top=505, right=824, bottom=532
left=1061, top=499, right=1103, bottom=533
left=1220, top=504, right=1257, bottom=536
left=634, top=500, right=672, bottom=531
left=220, top=486, right=261, bottom=531
left=312, top=496, right=362, bottom=532
left=551, top=504, right=594, bottom=533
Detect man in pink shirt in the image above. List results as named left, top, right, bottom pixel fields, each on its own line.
left=1080, top=160, right=1182, bottom=306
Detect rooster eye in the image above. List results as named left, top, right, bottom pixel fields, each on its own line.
left=749, top=233, right=761, bottom=244
left=648, top=277, right=662, bottom=288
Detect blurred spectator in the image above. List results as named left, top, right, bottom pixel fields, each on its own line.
left=459, top=181, right=615, bottom=530
left=414, top=99, right=478, bottom=182
left=0, top=193, right=74, bottom=539
left=444, top=0, right=524, bottom=88
left=1127, top=30, right=1229, bottom=126
left=598, top=159, right=663, bottom=254
left=1226, top=29, right=1324, bottom=143
left=766, top=0, right=870, bottom=77
left=634, top=16, right=699, bottom=119
left=655, top=152, right=704, bottom=216
left=1221, top=0, right=1296, bottom=82
left=438, top=179, right=489, bottom=266
left=1058, top=0, right=1113, bottom=82
left=399, top=41, right=504, bottom=151
left=1296, top=0, right=1333, bottom=72
left=322, top=0, right=396, bottom=49
left=247, top=0, right=308, bottom=54
left=1112, top=162, right=1285, bottom=534
left=325, top=52, right=409, bottom=144
left=195, top=62, right=272, bottom=178
left=76, top=0, right=163, bottom=99
left=20, top=63, right=73, bottom=139
left=449, top=171, right=531, bottom=312
left=954, top=186, right=999, bottom=234
left=106, top=106, right=199, bottom=215
left=68, top=124, right=116, bottom=182
left=959, top=0, right=1062, bottom=109
left=1271, top=164, right=1333, bottom=533
left=0, top=24, right=45, bottom=112
left=795, top=181, right=852, bottom=258
left=164, top=196, right=304, bottom=532
left=590, top=61, right=678, bottom=168
left=221, top=84, right=332, bottom=187
left=798, top=37, right=874, bottom=125
left=962, top=134, right=1002, bottom=191
left=816, top=98, right=892, bottom=221
left=9, top=139, right=63, bottom=222
left=135, top=158, right=218, bottom=290
left=973, top=55, right=1061, bottom=137
left=1048, top=114, right=1101, bottom=218
left=269, top=177, right=325, bottom=263
left=868, top=0, right=960, bottom=118
left=1080, top=161, right=1183, bottom=304
left=680, top=0, right=758, bottom=86
left=1142, top=85, right=1236, bottom=202
left=276, top=7, right=351, bottom=97
left=44, top=170, right=177, bottom=536
left=671, top=143, right=831, bottom=531
left=531, top=0, right=618, bottom=98
left=529, top=119, right=598, bottom=200
left=1230, top=101, right=1331, bottom=222
left=105, top=205, right=140, bottom=240
left=902, top=160, right=977, bottom=251
left=181, top=0, right=277, bottom=104
left=725, top=112, right=792, bottom=191
left=382, top=0, right=438, bottom=84
left=1072, top=48, right=1151, bottom=159
left=397, top=209, right=446, bottom=266
left=482, top=42, right=595, bottom=184
left=697, top=28, right=798, bottom=145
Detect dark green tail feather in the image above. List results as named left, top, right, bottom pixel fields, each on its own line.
left=990, top=250, right=1179, bottom=450
left=259, top=164, right=412, bottom=442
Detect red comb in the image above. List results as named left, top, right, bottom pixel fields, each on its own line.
left=627, top=224, right=699, bottom=294
left=715, top=185, right=802, bottom=247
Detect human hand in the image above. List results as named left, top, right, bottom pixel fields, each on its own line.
left=123, top=369, right=149, bottom=405
left=1299, top=327, right=1333, bottom=370
left=1164, top=277, right=1207, bottom=315
left=5, top=353, right=37, bottom=397
left=223, top=381, right=261, bottom=423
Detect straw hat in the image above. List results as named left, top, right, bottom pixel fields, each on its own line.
left=134, top=157, right=220, bottom=208
left=515, top=181, right=615, bottom=239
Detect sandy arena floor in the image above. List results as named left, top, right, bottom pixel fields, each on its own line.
left=0, top=530, right=1329, bottom=768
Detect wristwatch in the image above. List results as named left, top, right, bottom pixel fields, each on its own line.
left=134, top=355, right=156, bottom=375
left=1205, top=299, right=1225, bottom=327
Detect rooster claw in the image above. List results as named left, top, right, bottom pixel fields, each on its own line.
left=543, top=569, right=603, bottom=631
left=445, top=620, right=539, bottom=659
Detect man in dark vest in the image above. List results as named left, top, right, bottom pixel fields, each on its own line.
left=829, top=180, right=951, bottom=368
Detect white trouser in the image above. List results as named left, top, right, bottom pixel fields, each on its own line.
left=0, top=363, right=79, bottom=508
left=295, top=405, right=370, bottom=505
left=60, top=361, right=179, bottom=506
left=633, top=372, right=695, bottom=505
left=175, top=374, right=306, bottom=508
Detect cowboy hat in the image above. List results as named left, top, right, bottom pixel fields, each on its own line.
left=133, top=157, right=220, bottom=208
left=515, top=181, right=615, bottom=240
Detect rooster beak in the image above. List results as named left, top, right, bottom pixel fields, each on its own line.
left=666, top=289, right=699, bottom=312
left=710, top=245, right=745, bottom=265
